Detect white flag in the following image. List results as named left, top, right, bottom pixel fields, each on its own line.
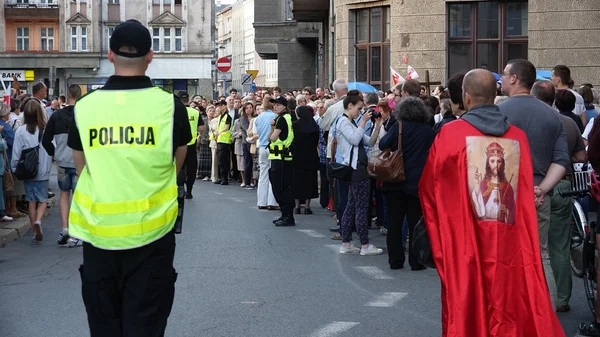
left=390, top=67, right=405, bottom=86
left=406, top=65, right=419, bottom=80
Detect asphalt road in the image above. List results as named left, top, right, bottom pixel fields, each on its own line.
left=0, top=176, right=594, bottom=337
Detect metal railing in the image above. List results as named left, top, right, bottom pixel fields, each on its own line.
left=4, top=0, right=59, bottom=8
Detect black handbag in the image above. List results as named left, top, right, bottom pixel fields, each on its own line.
left=15, top=128, right=42, bottom=181
left=411, top=216, right=436, bottom=269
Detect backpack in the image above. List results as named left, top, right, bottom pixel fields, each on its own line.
left=15, top=128, right=42, bottom=180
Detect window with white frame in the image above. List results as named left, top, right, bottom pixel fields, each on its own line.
left=81, top=26, right=87, bottom=51
left=175, top=28, right=182, bottom=52
left=107, top=27, right=114, bottom=50
left=163, top=28, right=171, bottom=52
left=41, top=27, right=54, bottom=51
left=152, top=27, right=183, bottom=52
left=71, top=26, right=77, bottom=51
left=16, top=27, right=29, bottom=51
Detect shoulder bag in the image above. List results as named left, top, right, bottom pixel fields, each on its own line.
left=411, top=216, right=436, bottom=269
left=368, top=120, right=405, bottom=182
left=3, top=152, right=13, bottom=192
left=15, top=128, right=42, bottom=181
left=327, top=115, right=354, bottom=182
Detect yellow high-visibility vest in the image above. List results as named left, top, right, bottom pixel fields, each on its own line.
left=187, top=107, right=200, bottom=146
left=268, top=113, right=294, bottom=161
left=217, top=113, right=232, bottom=144
left=69, top=86, right=178, bottom=250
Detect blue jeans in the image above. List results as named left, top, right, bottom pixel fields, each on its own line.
left=57, top=167, right=78, bottom=192
left=24, top=180, right=49, bottom=202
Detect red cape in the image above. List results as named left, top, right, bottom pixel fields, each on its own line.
left=419, top=120, right=565, bottom=337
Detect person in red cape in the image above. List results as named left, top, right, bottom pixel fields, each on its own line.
left=419, top=69, right=565, bottom=337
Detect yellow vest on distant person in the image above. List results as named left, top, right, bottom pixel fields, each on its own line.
left=217, top=113, right=233, bottom=144
left=268, top=113, right=294, bottom=161
left=68, top=87, right=178, bottom=250
left=187, top=107, right=200, bottom=146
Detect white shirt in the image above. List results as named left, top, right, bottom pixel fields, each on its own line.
left=583, top=117, right=595, bottom=140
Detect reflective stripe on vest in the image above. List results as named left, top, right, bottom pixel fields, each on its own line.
left=187, top=107, right=200, bottom=146
left=268, top=113, right=294, bottom=161
left=217, top=113, right=232, bottom=144
left=69, top=86, right=177, bottom=250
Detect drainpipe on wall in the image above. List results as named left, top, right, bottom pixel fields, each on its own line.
left=328, top=0, right=335, bottom=87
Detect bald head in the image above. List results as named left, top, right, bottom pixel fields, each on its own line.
left=462, top=69, right=497, bottom=110
left=531, top=80, right=555, bottom=106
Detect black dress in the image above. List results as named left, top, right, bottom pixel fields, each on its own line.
left=291, top=130, right=319, bottom=200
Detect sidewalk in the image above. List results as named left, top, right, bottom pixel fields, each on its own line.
left=0, top=197, right=55, bottom=247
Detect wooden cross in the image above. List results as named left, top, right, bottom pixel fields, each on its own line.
left=420, top=70, right=441, bottom=96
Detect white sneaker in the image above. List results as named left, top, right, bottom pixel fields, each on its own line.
left=1, top=215, right=13, bottom=222
left=240, top=183, right=246, bottom=187
left=360, top=244, right=384, bottom=256
left=339, top=244, right=361, bottom=254
left=67, top=238, right=83, bottom=247
left=202, top=177, right=209, bottom=181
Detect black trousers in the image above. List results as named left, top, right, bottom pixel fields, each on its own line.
left=80, top=231, right=177, bottom=337
left=177, top=145, right=197, bottom=193
left=243, top=143, right=253, bottom=184
left=269, top=160, right=294, bottom=217
left=217, top=143, right=230, bottom=183
left=230, top=145, right=239, bottom=180
left=384, top=190, right=424, bottom=269
left=318, top=163, right=329, bottom=208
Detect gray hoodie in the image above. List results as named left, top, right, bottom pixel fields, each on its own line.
left=11, top=127, right=52, bottom=181
left=461, top=104, right=510, bottom=136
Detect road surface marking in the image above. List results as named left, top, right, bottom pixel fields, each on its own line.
left=297, top=229, right=326, bottom=238
left=355, top=266, right=394, bottom=280
left=325, top=244, right=340, bottom=252
left=230, top=197, right=244, bottom=203
left=212, top=191, right=224, bottom=195
left=310, top=321, right=360, bottom=337
left=365, top=292, right=408, bottom=307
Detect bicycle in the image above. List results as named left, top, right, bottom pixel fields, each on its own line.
left=560, top=169, right=597, bottom=317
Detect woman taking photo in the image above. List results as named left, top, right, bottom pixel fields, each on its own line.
left=336, top=90, right=383, bottom=256
left=291, top=106, right=319, bottom=214
left=11, top=100, right=52, bottom=242
left=379, top=97, right=435, bottom=270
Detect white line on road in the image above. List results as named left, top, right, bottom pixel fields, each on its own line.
left=355, top=266, right=394, bottom=280
left=309, top=321, right=360, bottom=337
left=230, top=197, right=244, bottom=203
left=365, top=292, right=408, bottom=307
left=297, top=229, right=326, bottom=238
left=212, top=191, right=224, bottom=195
left=325, top=244, right=340, bottom=252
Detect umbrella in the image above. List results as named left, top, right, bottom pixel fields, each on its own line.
left=347, top=82, right=378, bottom=93
left=491, top=72, right=501, bottom=81
left=536, top=70, right=553, bottom=80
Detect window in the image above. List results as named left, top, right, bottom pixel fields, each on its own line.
left=164, top=0, right=171, bottom=4
left=153, top=0, right=160, bottom=3
left=354, top=7, right=391, bottom=90
left=108, top=0, right=119, bottom=3
left=71, top=26, right=77, bottom=51
left=447, top=1, right=528, bottom=76
left=175, top=0, right=182, bottom=4
left=175, top=28, right=182, bottom=52
left=163, top=28, right=171, bottom=52
left=153, top=28, right=160, bottom=51
left=108, top=27, right=114, bottom=49
left=81, top=26, right=87, bottom=51
left=16, top=27, right=29, bottom=51
left=41, top=28, right=54, bottom=51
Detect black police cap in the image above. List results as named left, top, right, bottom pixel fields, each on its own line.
left=110, top=19, right=152, bottom=58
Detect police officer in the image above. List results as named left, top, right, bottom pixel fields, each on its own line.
left=214, top=99, right=233, bottom=185
left=177, top=91, right=204, bottom=199
left=268, top=96, right=295, bottom=226
left=67, top=20, right=191, bottom=337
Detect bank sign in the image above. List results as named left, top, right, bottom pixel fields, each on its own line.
left=0, top=70, right=35, bottom=81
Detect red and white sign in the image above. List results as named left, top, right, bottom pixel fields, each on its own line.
left=216, top=57, right=232, bottom=73
left=390, top=67, right=405, bottom=86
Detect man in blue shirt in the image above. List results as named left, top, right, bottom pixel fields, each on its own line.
left=254, top=98, right=278, bottom=209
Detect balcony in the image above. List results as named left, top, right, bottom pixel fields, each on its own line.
left=291, top=0, right=328, bottom=22
left=4, top=0, right=59, bottom=19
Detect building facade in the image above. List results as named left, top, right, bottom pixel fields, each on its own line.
left=0, top=0, right=214, bottom=98
left=216, top=0, right=278, bottom=96
left=331, top=0, right=600, bottom=91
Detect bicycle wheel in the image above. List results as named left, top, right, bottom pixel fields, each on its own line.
left=583, top=230, right=597, bottom=318
left=571, top=200, right=587, bottom=277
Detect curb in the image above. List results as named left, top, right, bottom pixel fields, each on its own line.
left=0, top=197, right=55, bottom=248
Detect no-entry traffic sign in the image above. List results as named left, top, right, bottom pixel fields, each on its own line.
left=217, top=57, right=232, bottom=73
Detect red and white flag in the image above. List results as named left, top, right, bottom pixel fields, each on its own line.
left=391, top=67, right=405, bottom=86
left=406, top=65, right=419, bottom=80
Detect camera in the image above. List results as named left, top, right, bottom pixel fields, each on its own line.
left=371, top=111, right=381, bottom=119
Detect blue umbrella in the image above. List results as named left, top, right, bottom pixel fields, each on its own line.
left=536, top=70, right=552, bottom=80
left=491, top=72, right=501, bottom=81
left=347, top=82, right=378, bottom=93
